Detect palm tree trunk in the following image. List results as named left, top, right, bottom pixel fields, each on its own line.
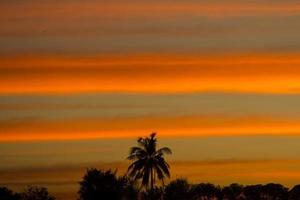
left=150, top=167, right=154, bottom=200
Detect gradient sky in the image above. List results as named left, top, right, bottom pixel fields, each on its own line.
left=1, top=0, right=300, bottom=199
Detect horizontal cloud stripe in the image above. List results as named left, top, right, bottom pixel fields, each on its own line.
left=2, top=54, right=300, bottom=94
left=1, top=93, right=300, bottom=120
left=2, top=35, right=300, bottom=55
left=1, top=115, right=300, bottom=141
left=2, top=1, right=300, bottom=20
left=1, top=136, right=300, bottom=167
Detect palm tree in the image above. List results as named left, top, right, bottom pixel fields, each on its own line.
left=127, top=133, right=172, bottom=199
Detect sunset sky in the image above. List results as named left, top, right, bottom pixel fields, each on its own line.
left=1, top=0, right=300, bottom=199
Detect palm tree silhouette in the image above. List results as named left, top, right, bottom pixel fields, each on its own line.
left=127, top=133, right=172, bottom=199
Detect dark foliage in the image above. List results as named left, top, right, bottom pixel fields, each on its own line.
left=164, top=179, right=192, bottom=200
left=289, top=185, right=300, bottom=200
left=141, top=187, right=164, bottom=200
left=2, top=180, right=300, bottom=200
left=261, top=183, right=288, bottom=200
left=0, top=187, right=20, bottom=200
left=78, top=168, right=138, bottom=200
left=222, top=184, right=244, bottom=200
left=191, top=183, right=222, bottom=200
left=243, top=184, right=263, bottom=200
left=127, top=133, right=172, bottom=192
left=20, top=186, right=55, bottom=200
left=121, top=177, right=139, bottom=200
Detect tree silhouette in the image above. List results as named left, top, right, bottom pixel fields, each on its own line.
left=289, top=185, right=300, bottom=200
left=121, top=177, right=139, bottom=200
left=127, top=133, right=172, bottom=199
left=260, top=183, right=288, bottom=200
left=21, top=186, right=55, bottom=200
left=164, top=179, right=191, bottom=200
left=190, top=183, right=221, bottom=200
left=78, top=168, right=134, bottom=200
left=222, top=183, right=243, bottom=200
left=0, top=187, right=21, bottom=200
left=141, top=186, right=164, bottom=200
left=243, top=184, right=263, bottom=200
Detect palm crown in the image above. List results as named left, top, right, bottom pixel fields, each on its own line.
left=127, top=133, right=172, bottom=190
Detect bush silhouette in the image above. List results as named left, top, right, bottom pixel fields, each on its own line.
left=20, top=186, right=55, bottom=200
left=164, top=179, right=191, bottom=200
left=289, top=185, right=300, bottom=200
left=190, top=183, right=221, bottom=200
left=78, top=168, right=138, bottom=200
left=243, top=184, right=264, bottom=200
left=261, top=183, right=288, bottom=200
left=120, top=177, right=139, bottom=200
left=141, top=186, right=164, bottom=200
left=222, top=183, right=244, bottom=200
left=0, top=187, right=21, bottom=200
left=4, top=180, right=300, bottom=200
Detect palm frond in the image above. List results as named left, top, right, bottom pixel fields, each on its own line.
left=141, top=167, right=150, bottom=187
left=154, top=164, right=165, bottom=180
left=156, top=147, right=172, bottom=155
left=129, top=146, right=142, bottom=154
left=126, top=133, right=172, bottom=189
left=156, top=157, right=170, bottom=178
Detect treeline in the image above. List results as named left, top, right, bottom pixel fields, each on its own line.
left=2, top=168, right=300, bottom=200
left=0, top=186, right=55, bottom=200
left=2, top=134, right=300, bottom=200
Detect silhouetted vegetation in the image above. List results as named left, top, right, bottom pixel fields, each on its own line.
left=2, top=134, right=300, bottom=200
left=127, top=133, right=172, bottom=199
left=0, top=186, right=55, bottom=200
left=191, top=183, right=222, bottom=200
left=289, top=185, right=300, bottom=200
left=2, top=181, right=300, bottom=200
left=78, top=168, right=139, bottom=200
left=21, top=186, right=56, bottom=200
left=2, top=174, right=300, bottom=200
left=164, top=179, right=191, bottom=200
left=0, top=187, right=20, bottom=200
left=222, top=184, right=244, bottom=200
left=141, top=187, right=164, bottom=200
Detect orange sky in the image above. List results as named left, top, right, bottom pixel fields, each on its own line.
left=2, top=115, right=300, bottom=142
left=1, top=1, right=300, bottom=197
left=2, top=1, right=300, bottom=27
left=1, top=53, right=300, bottom=141
left=1, top=0, right=300, bottom=145
left=1, top=53, right=300, bottom=94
